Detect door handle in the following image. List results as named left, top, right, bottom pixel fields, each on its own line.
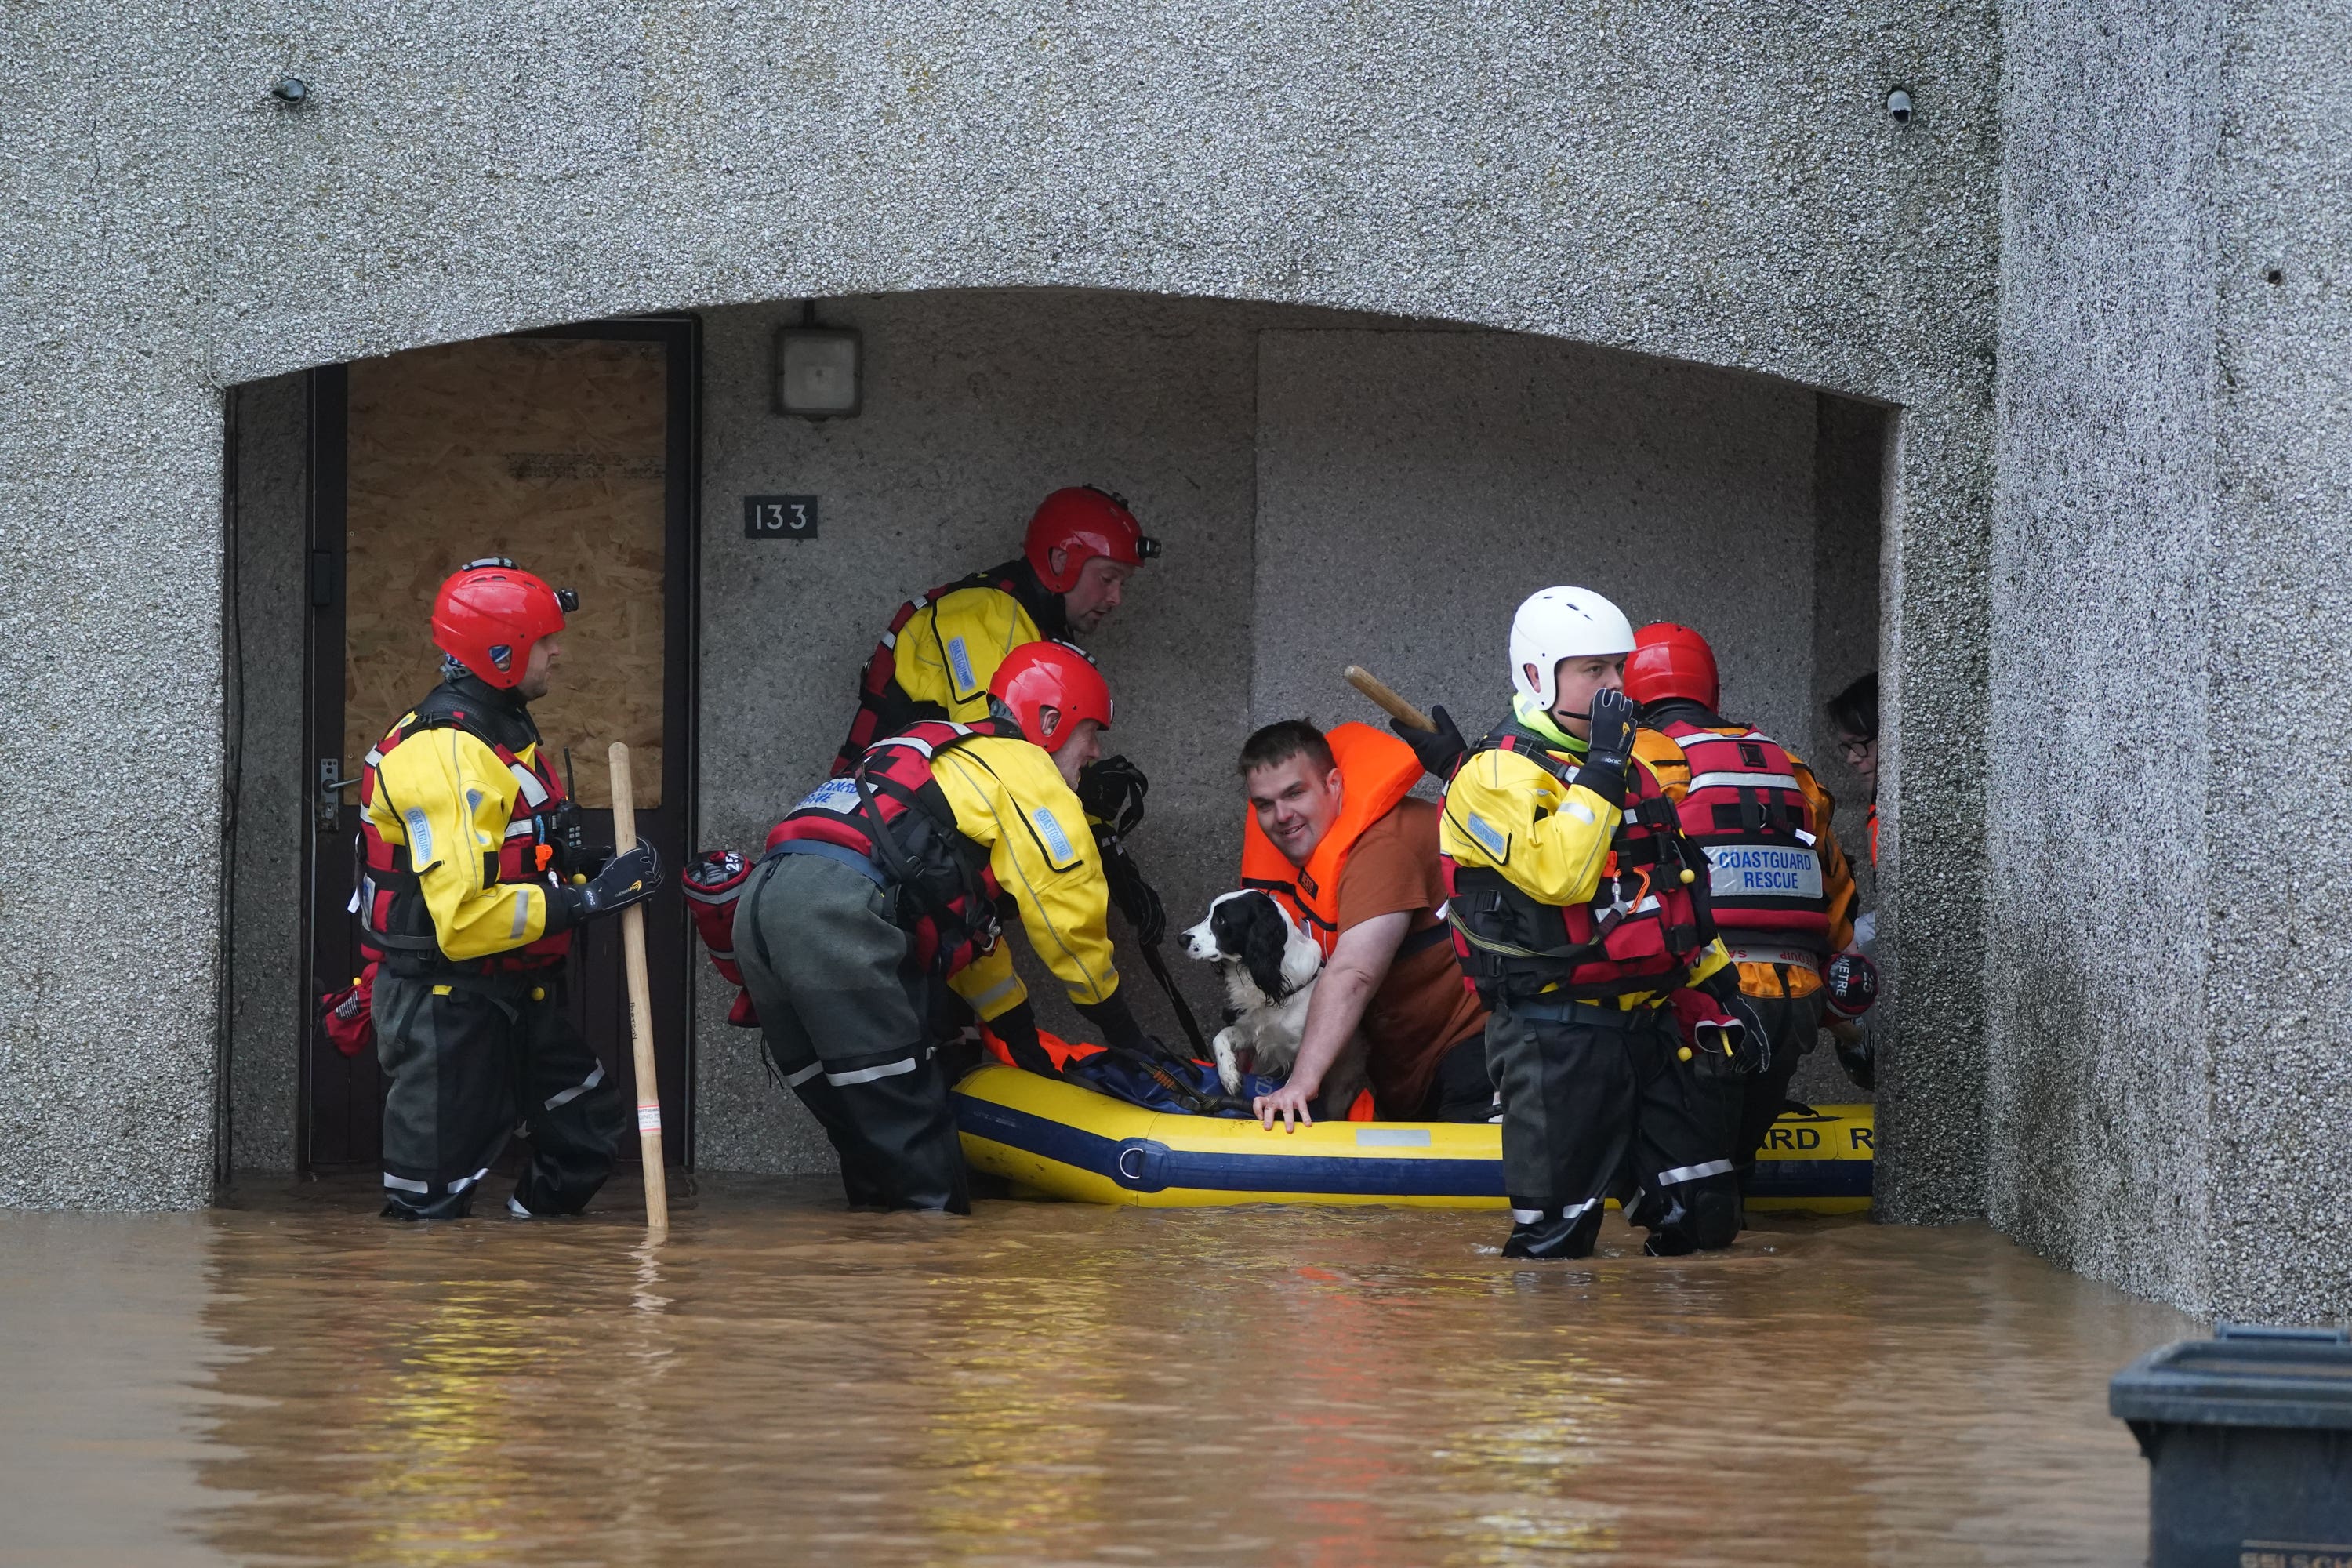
left=316, top=757, right=361, bottom=832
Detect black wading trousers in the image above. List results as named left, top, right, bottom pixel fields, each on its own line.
left=374, top=971, right=624, bottom=1220
left=1732, top=985, right=1828, bottom=1183
left=1485, top=996, right=1744, bottom=1259
left=733, top=849, right=971, bottom=1214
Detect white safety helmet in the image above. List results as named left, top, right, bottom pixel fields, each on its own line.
left=1509, top=586, right=1635, bottom=709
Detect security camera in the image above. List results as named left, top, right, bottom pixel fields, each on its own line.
left=1887, top=89, right=1913, bottom=125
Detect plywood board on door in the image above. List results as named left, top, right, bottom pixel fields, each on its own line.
left=343, top=336, right=667, bottom=807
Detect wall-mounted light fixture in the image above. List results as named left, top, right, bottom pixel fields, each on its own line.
left=774, top=301, right=862, bottom=419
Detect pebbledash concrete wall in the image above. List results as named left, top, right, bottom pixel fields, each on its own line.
left=688, top=293, right=1878, bottom=1173
left=1991, top=1, right=2352, bottom=1319
left=20, top=0, right=2347, bottom=1319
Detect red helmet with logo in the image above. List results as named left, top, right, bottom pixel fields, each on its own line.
left=1625, top=622, right=1721, bottom=710
left=1022, top=486, right=1160, bottom=594
left=1824, top=949, right=1880, bottom=1021
left=989, top=641, right=1114, bottom=753
left=430, top=557, right=575, bottom=691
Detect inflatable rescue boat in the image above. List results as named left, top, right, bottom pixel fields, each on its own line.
left=952, top=1063, right=1872, bottom=1213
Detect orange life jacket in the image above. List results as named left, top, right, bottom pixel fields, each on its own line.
left=1237, top=723, right=1424, bottom=958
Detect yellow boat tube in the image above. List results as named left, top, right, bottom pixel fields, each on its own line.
left=952, top=1063, right=1872, bottom=1213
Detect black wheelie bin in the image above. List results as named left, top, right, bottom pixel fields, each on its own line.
left=2111, top=1323, right=2352, bottom=1567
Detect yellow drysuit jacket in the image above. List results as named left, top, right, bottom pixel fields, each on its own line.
left=894, top=585, right=1046, bottom=721
left=1439, top=701, right=1730, bottom=1006
left=365, top=724, right=557, bottom=962
left=928, top=733, right=1123, bottom=1021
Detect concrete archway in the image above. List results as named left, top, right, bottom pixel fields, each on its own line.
left=221, top=287, right=1904, bottom=1189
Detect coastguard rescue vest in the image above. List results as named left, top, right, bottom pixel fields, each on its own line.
left=832, top=561, right=1068, bottom=775
left=1654, top=718, right=1830, bottom=952
left=357, top=684, right=572, bottom=975
left=771, top=718, right=1022, bottom=979
left=1441, top=724, right=1713, bottom=1005
left=1238, top=723, right=1424, bottom=958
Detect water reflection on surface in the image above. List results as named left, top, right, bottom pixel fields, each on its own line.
left=0, top=1177, right=2194, bottom=1566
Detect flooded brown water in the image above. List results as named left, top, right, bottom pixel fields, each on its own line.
left=0, top=1175, right=2193, bottom=1567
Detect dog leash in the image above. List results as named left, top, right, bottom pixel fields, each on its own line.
left=1137, top=931, right=1211, bottom=1059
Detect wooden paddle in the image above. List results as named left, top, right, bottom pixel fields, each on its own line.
left=607, top=742, right=670, bottom=1233
left=1344, top=665, right=1436, bottom=732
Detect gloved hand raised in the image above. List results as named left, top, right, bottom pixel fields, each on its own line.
left=561, top=842, right=662, bottom=924
left=1574, top=687, right=1640, bottom=806
left=1587, top=688, right=1638, bottom=770
left=1393, top=704, right=1469, bottom=780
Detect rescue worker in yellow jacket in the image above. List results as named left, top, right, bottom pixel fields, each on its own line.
left=1624, top=622, right=1859, bottom=1190
left=356, top=560, right=662, bottom=1220
left=1434, top=587, right=1762, bottom=1260
left=740, top=641, right=1154, bottom=1213
left=831, top=486, right=1158, bottom=773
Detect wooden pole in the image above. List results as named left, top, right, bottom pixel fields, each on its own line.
left=1344, top=665, right=1436, bottom=732
left=607, top=742, right=670, bottom=1233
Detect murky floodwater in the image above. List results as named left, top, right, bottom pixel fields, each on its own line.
left=0, top=1175, right=2193, bottom=1567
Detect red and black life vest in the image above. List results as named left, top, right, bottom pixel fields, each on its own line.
left=830, top=558, right=1069, bottom=775
left=1441, top=722, right=1713, bottom=1005
left=1653, top=717, right=1829, bottom=952
left=355, top=681, right=572, bottom=976
left=772, top=718, right=1021, bottom=978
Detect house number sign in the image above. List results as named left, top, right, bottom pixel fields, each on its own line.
left=744, top=495, right=818, bottom=539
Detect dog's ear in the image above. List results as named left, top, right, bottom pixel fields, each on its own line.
left=1240, top=898, right=1294, bottom=1002
left=1210, top=893, right=1255, bottom=956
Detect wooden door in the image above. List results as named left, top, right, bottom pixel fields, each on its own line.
left=301, top=321, right=699, bottom=1172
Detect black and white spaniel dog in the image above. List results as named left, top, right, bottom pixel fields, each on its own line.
left=1182, top=889, right=1370, bottom=1109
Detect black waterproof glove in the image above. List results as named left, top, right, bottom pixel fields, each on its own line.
left=554, top=842, right=662, bottom=927
left=1697, top=962, right=1772, bottom=1076
left=1076, top=754, right=1149, bottom=839
left=1096, top=837, right=1168, bottom=948
left=1577, top=688, right=1639, bottom=807
left=986, top=1000, right=1063, bottom=1076
left=1393, top=704, right=1470, bottom=780
left=1074, top=992, right=1153, bottom=1058
left=1829, top=1020, right=1875, bottom=1091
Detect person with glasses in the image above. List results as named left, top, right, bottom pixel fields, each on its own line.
left=1824, top=671, right=1881, bottom=1087
left=1826, top=672, right=1879, bottom=867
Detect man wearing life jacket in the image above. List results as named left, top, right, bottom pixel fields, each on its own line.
left=356, top=560, right=663, bottom=1221
left=830, top=485, right=1158, bottom=775
left=1236, top=720, right=1491, bottom=1128
left=1623, top=622, right=1860, bottom=1182
left=739, top=641, right=1152, bottom=1214
left=1438, top=586, right=1759, bottom=1260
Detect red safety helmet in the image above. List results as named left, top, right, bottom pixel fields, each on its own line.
left=1625, top=622, right=1721, bottom=710
left=1824, top=949, right=1881, bottom=1021
left=1022, top=486, right=1160, bottom=594
left=989, top=641, right=1115, bottom=753
left=430, top=557, right=575, bottom=690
